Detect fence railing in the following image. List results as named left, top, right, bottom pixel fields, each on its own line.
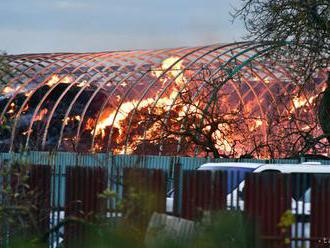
left=2, top=152, right=330, bottom=171
left=1, top=154, right=330, bottom=247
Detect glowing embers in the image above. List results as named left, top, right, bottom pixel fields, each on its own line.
left=248, top=116, right=263, bottom=132
left=64, top=115, right=81, bottom=125
left=34, top=108, right=48, bottom=122
left=94, top=99, right=153, bottom=138
left=7, top=102, right=16, bottom=114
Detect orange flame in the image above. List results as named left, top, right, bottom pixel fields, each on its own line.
left=7, top=102, right=16, bottom=114
left=34, top=108, right=48, bottom=121
left=46, top=74, right=73, bottom=87
left=64, top=115, right=81, bottom=125
left=152, top=57, right=185, bottom=87
left=290, top=95, right=317, bottom=113
left=249, top=117, right=263, bottom=131
left=94, top=57, right=187, bottom=140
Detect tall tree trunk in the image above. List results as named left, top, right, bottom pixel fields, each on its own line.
left=318, top=72, right=330, bottom=143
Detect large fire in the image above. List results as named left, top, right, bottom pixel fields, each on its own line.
left=92, top=57, right=187, bottom=142
left=0, top=48, right=328, bottom=158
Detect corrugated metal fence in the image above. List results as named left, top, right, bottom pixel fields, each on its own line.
left=3, top=152, right=329, bottom=171
left=1, top=152, right=330, bottom=247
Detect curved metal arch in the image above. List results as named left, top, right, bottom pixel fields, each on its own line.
left=5, top=44, right=233, bottom=152
left=247, top=41, right=321, bottom=116
left=217, top=48, right=319, bottom=150
left=220, top=48, right=303, bottom=131
left=0, top=55, right=63, bottom=118
left=26, top=48, right=149, bottom=149
left=248, top=51, right=317, bottom=122
left=1, top=42, right=323, bottom=155
left=73, top=73, right=124, bottom=149
left=129, top=42, right=299, bottom=156
left=53, top=48, right=159, bottom=149
left=53, top=49, right=153, bottom=147
left=199, top=44, right=277, bottom=111
left=2, top=55, right=43, bottom=88
left=6, top=54, right=94, bottom=152
left=10, top=52, right=110, bottom=151
left=41, top=71, right=105, bottom=149
left=87, top=47, right=177, bottom=150
left=41, top=49, right=144, bottom=149
left=87, top=70, right=151, bottom=150
left=154, top=44, right=275, bottom=155
left=191, top=44, right=285, bottom=155
left=124, top=42, right=254, bottom=154
left=151, top=44, right=276, bottom=155
left=105, top=45, right=211, bottom=151
left=71, top=47, right=180, bottom=150
left=100, top=46, right=207, bottom=150
left=157, top=52, right=264, bottom=155
left=28, top=51, right=130, bottom=150
left=23, top=52, right=114, bottom=150
left=1, top=53, right=88, bottom=122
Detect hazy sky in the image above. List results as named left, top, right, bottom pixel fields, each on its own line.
left=0, top=0, right=246, bottom=54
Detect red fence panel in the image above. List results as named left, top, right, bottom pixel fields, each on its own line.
left=64, top=166, right=107, bottom=246
left=181, top=170, right=227, bottom=220
left=0, top=164, right=51, bottom=244
left=311, top=175, right=330, bottom=248
left=245, top=173, right=291, bottom=248
left=122, top=168, right=166, bottom=233
left=28, top=165, right=52, bottom=232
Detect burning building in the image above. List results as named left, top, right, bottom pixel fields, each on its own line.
left=0, top=42, right=328, bottom=158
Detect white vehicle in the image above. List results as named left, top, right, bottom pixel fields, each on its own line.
left=199, top=161, right=330, bottom=173
left=167, top=161, right=330, bottom=247
left=198, top=161, right=330, bottom=209
left=167, top=161, right=330, bottom=211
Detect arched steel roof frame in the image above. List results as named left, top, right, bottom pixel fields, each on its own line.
left=10, top=52, right=111, bottom=151
left=0, top=42, right=324, bottom=155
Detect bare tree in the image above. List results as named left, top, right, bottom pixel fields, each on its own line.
left=233, top=0, right=329, bottom=81
left=121, top=63, right=327, bottom=159
left=122, top=68, right=264, bottom=158
left=234, top=0, right=330, bottom=148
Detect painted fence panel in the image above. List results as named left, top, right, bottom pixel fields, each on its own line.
left=122, top=168, right=166, bottom=233
left=28, top=165, right=52, bottom=233
left=64, top=166, right=107, bottom=247
left=180, top=170, right=227, bottom=220
left=245, top=173, right=292, bottom=248
left=311, top=175, right=330, bottom=248
left=0, top=163, right=51, bottom=246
